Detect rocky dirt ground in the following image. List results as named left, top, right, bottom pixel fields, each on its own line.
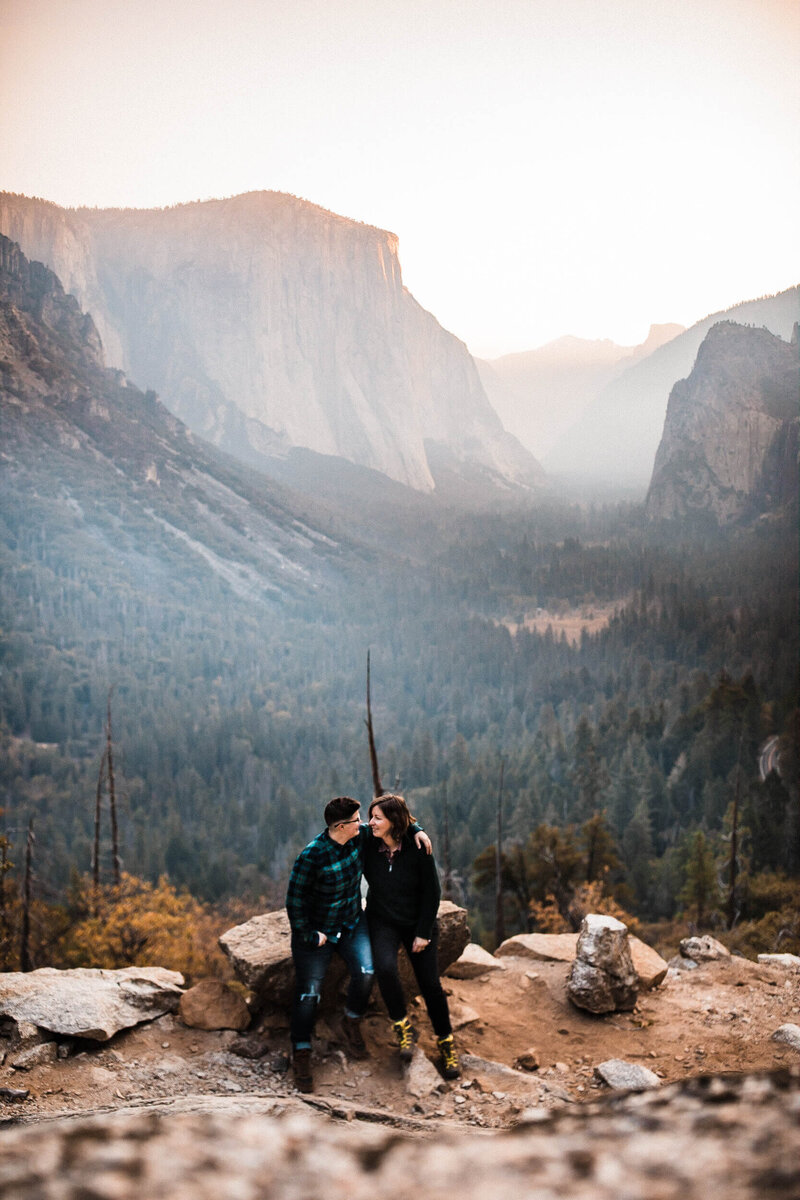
left=2, top=951, right=798, bottom=1133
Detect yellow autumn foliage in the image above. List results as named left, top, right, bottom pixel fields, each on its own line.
left=60, top=872, right=232, bottom=981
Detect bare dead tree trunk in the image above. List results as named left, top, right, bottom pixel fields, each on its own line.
left=0, top=834, right=12, bottom=970
left=441, top=783, right=453, bottom=901
left=106, top=688, right=121, bottom=887
left=364, top=650, right=384, bottom=798
left=727, top=726, right=744, bottom=930
left=20, top=818, right=34, bottom=972
left=92, top=746, right=107, bottom=902
left=494, top=757, right=506, bottom=948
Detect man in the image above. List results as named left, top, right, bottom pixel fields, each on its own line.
left=285, top=795, right=431, bottom=1093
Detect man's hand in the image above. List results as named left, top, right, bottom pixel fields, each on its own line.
left=415, top=830, right=433, bottom=855
left=412, top=937, right=430, bottom=953
left=317, top=931, right=327, bottom=946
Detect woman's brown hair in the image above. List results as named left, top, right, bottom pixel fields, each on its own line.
left=369, top=793, right=412, bottom=842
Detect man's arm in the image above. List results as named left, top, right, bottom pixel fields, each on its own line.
left=285, top=849, right=320, bottom=944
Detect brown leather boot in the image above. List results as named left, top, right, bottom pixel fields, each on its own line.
left=292, top=1048, right=313, bottom=1092
left=338, top=1014, right=369, bottom=1060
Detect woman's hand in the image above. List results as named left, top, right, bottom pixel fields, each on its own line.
left=414, top=830, right=433, bottom=855
left=317, top=931, right=328, bottom=946
left=411, top=937, right=430, bottom=953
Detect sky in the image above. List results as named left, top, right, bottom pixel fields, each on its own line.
left=1, top=0, right=798, bottom=358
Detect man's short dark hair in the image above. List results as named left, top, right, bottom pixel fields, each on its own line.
left=324, top=796, right=360, bottom=827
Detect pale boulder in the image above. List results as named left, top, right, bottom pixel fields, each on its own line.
left=595, top=1059, right=660, bottom=1091
left=758, top=954, right=800, bottom=971
left=0, top=967, right=184, bottom=1042
left=567, top=914, right=639, bottom=1014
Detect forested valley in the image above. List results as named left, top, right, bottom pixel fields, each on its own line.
left=1, top=477, right=797, bottom=972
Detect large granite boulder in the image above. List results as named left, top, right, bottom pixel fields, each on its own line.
left=567, top=915, right=639, bottom=1014
left=220, top=902, right=470, bottom=1010
left=0, top=967, right=184, bottom=1041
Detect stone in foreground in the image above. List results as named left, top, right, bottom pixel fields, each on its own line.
left=771, top=1024, right=800, bottom=1053
left=567, top=914, right=639, bottom=1014
left=0, top=967, right=185, bottom=1041
left=179, top=980, right=251, bottom=1031
left=594, top=1058, right=661, bottom=1091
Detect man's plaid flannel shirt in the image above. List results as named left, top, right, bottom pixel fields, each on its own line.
left=285, top=825, right=366, bottom=946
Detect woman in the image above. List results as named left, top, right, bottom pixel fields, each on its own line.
left=364, top=793, right=460, bottom=1079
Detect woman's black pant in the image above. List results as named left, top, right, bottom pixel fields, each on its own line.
left=368, top=914, right=452, bottom=1039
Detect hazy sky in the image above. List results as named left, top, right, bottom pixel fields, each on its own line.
left=2, top=0, right=798, bottom=357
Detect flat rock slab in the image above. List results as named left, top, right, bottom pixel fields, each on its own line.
left=595, top=1058, right=661, bottom=1091
left=0, top=967, right=185, bottom=1042
left=445, top=942, right=506, bottom=979
left=496, top=931, right=668, bottom=989
left=496, top=933, right=578, bottom=962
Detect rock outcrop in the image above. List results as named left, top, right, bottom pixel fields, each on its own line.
left=0, top=191, right=542, bottom=493
left=646, top=322, right=799, bottom=523
left=497, top=930, right=668, bottom=990
left=545, top=287, right=799, bottom=487
left=0, top=967, right=184, bottom=1041
left=220, top=901, right=470, bottom=1008
left=566, top=915, right=639, bottom=1014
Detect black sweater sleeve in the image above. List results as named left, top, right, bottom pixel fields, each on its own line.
left=414, top=845, right=442, bottom=939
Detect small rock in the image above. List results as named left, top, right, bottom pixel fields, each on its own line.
left=230, top=1032, right=270, bottom=1059
left=679, top=936, right=730, bottom=963
left=179, top=979, right=250, bottom=1032
left=771, top=1024, right=800, bottom=1052
left=491, top=1091, right=506, bottom=1100
left=0, top=1086, right=29, bottom=1103
left=514, top=1048, right=540, bottom=1072
left=405, top=1047, right=443, bottom=1098
left=453, top=1093, right=466, bottom=1105
left=554, top=1062, right=569, bottom=1074
left=594, top=1059, right=661, bottom=1091
left=11, top=1041, right=58, bottom=1070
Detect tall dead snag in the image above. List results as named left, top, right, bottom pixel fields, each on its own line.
left=92, top=746, right=107, bottom=902
left=364, top=650, right=384, bottom=798
left=0, top=827, right=13, bottom=970
left=494, top=757, right=506, bottom=948
left=20, top=817, right=34, bottom=972
left=106, top=689, right=121, bottom=887
left=441, top=783, right=454, bottom=901
left=727, top=726, right=744, bottom=930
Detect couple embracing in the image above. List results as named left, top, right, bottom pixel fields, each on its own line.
left=285, top=793, right=459, bottom=1093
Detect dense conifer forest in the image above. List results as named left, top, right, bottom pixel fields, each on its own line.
left=1, top=477, right=797, bottom=965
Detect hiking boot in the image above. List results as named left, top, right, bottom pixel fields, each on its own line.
left=437, top=1034, right=460, bottom=1080
left=338, top=1014, right=369, bottom=1060
left=292, top=1048, right=313, bottom=1093
left=392, top=1016, right=415, bottom=1063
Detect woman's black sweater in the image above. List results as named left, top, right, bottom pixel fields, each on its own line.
left=362, top=830, right=441, bottom=939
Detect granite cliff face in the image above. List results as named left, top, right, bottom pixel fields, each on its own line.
left=545, top=288, right=799, bottom=487
left=646, top=321, right=799, bottom=523
left=0, top=191, right=541, bottom=493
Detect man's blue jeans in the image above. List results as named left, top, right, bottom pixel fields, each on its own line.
left=290, top=914, right=374, bottom=1049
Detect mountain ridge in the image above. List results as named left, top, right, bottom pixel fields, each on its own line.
left=0, top=190, right=543, bottom=494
